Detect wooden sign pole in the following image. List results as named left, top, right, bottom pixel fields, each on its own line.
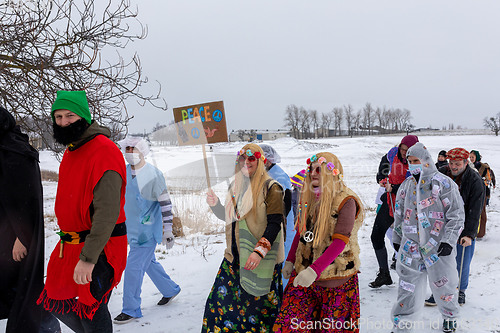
left=202, top=144, right=211, bottom=190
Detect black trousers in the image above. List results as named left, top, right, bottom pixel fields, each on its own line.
left=52, top=255, right=114, bottom=333
left=371, top=193, right=394, bottom=251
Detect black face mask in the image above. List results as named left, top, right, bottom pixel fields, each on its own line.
left=53, top=118, right=89, bottom=145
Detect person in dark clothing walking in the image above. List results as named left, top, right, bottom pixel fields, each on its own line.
left=0, top=106, right=51, bottom=332
left=469, top=149, right=494, bottom=238
left=369, top=135, right=419, bottom=288
left=435, top=150, right=449, bottom=169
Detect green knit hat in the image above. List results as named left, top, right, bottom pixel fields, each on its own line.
left=51, top=90, right=91, bottom=124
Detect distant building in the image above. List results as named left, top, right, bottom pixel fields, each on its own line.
left=229, top=129, right=290, bottom=142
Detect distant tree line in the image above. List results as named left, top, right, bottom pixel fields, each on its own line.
left=283, top=103, right=414, bottom=139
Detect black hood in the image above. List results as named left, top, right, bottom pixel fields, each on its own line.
left=0, top=106, right=38, bottom=161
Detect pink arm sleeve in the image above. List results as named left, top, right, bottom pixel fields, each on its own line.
left=309, top=198, right=356, bottom=279
left=309, top=239, right=346, bottom=277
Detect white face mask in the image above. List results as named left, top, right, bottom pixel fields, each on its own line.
left=125, top=153, right=142, bottom=165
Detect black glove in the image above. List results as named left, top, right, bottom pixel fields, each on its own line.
left=437, top=243, right=452, bottom=257
left=393, top=243, right=400, bottom=253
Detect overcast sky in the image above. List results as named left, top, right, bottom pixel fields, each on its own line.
left=123, top=0, right=500, bottom=134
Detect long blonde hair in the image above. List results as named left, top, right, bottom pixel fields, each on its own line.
left=232, top=143, right=270, bottom=219
left=295, top=152, right=345, bottom=247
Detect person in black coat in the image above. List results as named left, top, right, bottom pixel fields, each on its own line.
left=435, top=150, right=448, bottom=169
left=0, top=106, right=47, bottom=332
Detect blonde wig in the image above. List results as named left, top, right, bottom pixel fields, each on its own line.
left=232, top=143, right=270, bottom=219
left=295, top=152, right=345, bottom=248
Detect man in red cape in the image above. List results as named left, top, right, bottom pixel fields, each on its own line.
left=38, top=90, right=127, bottom=332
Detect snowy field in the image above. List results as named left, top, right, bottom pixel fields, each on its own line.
left=3, top=132, right=500, bottom=333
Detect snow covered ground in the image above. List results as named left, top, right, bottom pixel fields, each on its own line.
left=3, top=132, right=500, bottom=333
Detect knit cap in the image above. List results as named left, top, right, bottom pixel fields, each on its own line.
left=51, top=91, right=91, bottom=124
left=400, top=135, right=419, bottom=148
left=438, top=150, right=447, bottom=157
left=446, top=148, right=469, bottom=161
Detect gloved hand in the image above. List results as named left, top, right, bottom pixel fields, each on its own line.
left=162, top=224, right=175, bottom=249
left=393, top=243, right=400, bottom=253
left=293, top=267, right=317, bottom=288
left=437, top=242, right=452, bottom=257
left=282, top=261, right=294, bottom=279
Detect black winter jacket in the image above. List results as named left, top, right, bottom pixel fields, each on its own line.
left=439, top=165, right=485, bottom=239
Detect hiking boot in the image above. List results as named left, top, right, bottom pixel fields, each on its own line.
left=443, top=319, right=457, bottom=332
left=425, top=294, right=437, bottom=306
left=158, top=290, right=180, bottom=306
left=113, top=313, right=135, bottom=324
left=368, top=269, right=393, bottom=288
left=390, top=253, right=397, bottom=270
left=458, top=291, right=466, bottom=305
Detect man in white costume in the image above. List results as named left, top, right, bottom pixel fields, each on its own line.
left=391, top=142, right=464, bottom=333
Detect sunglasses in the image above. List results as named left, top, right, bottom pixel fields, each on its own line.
left=311, top=166, right=321, bottom=174
left=239, top=155, right=257, bottom=163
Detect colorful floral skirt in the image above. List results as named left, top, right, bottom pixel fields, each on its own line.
left=202, top=258, right=283, bottom=333
left=273, top=273, right=360, bottom=333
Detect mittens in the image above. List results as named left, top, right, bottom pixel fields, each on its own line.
left=437, top=242, right=452, bottom=257
left=282, top=261, right=294, bottom=279
left=162, top=224, right=175, bottom=249
left=293, top=267, right=317, bottom=288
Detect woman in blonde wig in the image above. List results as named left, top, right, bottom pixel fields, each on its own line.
left=202, top=143, right=286, bottom=333
left=273, top=152, right=364, bottom=333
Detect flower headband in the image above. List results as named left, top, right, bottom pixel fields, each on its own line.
left=306, top=154, right=340, bottom=176
left=236, top=149, right=267, bottom=164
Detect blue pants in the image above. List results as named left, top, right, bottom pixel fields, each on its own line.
left=282, top=212, right=295, bottom=288
left=122, top=244, right=180, bottom=317
left=456, top=240, right=475, bottom=291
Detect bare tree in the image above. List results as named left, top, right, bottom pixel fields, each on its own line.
left=309, top=109, right=319, bottom=138
left=343, top=104, right=354, bottom=136
left=354, top=109, right=362, bottom=135
left=0, top=0, right=167, bottom=151
left=393, top=108, right=404, bottom=131
left=374, top=107, right=383, bottom=132
left=321, top=112, right=332, bottom=138
left=236, top=129, right=247, bottom=141
left=484, top=113, right=500, bottom=136
left=363, top=102, right=374, bottom=135
left=332, top=107, right=343, bottom=136
left=298, top=107, right=310, bottom=139
left=152, top=122, right=167, bottom=133
left=382, top=108, right=393, bottom=132
left=284, top=104, right=300, bottom=138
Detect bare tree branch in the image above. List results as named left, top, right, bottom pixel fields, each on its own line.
left=0, top=0, right=167, bottom=151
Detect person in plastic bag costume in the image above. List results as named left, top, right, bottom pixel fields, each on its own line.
left=113, top=137, right=180, bottom=324
left=391, top=143, right=464, bottom=332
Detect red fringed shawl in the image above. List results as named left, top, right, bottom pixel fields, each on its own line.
left=38, top=135, right=127, bottom=319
